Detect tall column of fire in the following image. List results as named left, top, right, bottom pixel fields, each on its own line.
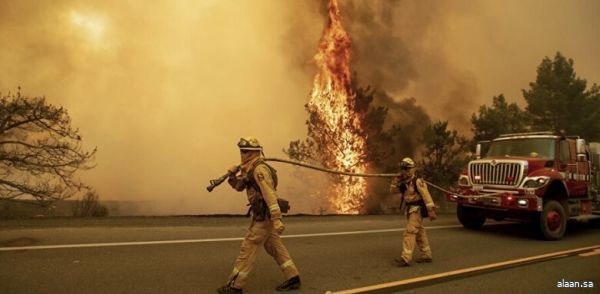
left=307, top=0, right=368, bottom=214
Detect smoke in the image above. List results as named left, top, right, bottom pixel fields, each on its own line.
left=1, top=0, right=598, bottom=214
left=0, top=0, right=318, bottom=214
left=376, top=93, right=431, bottom=152
left=336, top=1, right=476, bottom=134
left=302, top=0, right=600, bottom=134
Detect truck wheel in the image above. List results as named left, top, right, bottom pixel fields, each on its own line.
left=538, top=200, right=567, bottom=241
left=457, top=205, right=485, bottom=229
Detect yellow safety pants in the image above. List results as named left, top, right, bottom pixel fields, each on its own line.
left=227, top=219, right=299, bottom=289
left=401, top=208, right=432, bottom=263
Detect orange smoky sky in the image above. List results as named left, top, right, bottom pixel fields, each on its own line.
left=1, top=0, right=598, bottom=214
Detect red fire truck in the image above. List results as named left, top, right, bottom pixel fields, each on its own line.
left=447, top=132, right=600, bottom=240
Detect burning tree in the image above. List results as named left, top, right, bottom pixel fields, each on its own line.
left=0, top=90, right=96, bottom=203
left=286, top=0, right=368, bottom=214
left=287, top=0, right=436, bottom=214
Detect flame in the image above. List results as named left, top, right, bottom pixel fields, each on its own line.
left=307, top=0, right=368, bottom=214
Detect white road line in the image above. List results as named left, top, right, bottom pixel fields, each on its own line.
left=0, top=224, right=463, bottom=252
left=330, top=244, right=600, bottom=294
left=579, top=248, right=600, bottom=257
left=284, top=225, right=462, bottom=239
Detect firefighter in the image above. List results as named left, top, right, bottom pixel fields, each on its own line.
left=217, top=137, right=301, bottom=294
left=389, top=157, right=437, bottom=267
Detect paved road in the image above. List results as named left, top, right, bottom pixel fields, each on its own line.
left=1, top=215, right=599, bottom=294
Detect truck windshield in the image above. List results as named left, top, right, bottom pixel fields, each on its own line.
left=486, top=138, right=555, bottom=159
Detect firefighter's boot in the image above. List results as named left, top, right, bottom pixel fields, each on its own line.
left=217, top=285, right=243, bottom=294
left=275, top=276, right=301, bottom=291
left=393, top=258, right=410, bottom=267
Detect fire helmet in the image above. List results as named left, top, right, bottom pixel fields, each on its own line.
left=399, top=157, right=415, bottom=169
left=237, top=137, right=263, bottom=151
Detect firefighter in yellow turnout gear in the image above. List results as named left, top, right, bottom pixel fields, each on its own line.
left=390, top=157, right=438, bottom=267
left=218, top=137, right=300, bottom=294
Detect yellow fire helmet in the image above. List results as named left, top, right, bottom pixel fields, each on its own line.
left=237, top=136, right=263, bottom=151
left=400, top=157, right=415, bottom=169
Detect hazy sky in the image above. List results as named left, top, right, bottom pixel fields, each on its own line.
left=1, top=0, right=598, bottom=214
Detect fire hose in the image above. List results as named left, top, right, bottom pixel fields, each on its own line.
left=207, top=157, right=504, bottom=199
left=264, top=158, right=505, bottom=199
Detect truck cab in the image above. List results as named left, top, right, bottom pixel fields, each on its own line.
left=447, top=132, right=600, bottom=240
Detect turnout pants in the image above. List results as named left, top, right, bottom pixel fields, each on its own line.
left=227, top=218, right=299, bottom=289
left=401, top=209, right=432, bottom=263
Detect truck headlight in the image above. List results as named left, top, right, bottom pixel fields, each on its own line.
left=522, top=176, right=550, bottom=189
left=458, top=175, right=470, bottom=186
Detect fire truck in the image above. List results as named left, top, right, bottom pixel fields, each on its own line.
left=447, top=132, right=600, bottom=240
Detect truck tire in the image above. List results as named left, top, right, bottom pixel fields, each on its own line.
left=538, top=200, right=567, bottom=241
left=457, top=204, right=485, bottom=229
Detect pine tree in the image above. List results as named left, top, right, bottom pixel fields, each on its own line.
left=523, top=52, right=600, bottom=140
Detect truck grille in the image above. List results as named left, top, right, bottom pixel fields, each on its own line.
left=469, top=160, right=524, bottom=187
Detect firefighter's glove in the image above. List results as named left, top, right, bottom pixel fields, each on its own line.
left=273, top=218, right=285, bottom=235
left=228, top=165, right=240, bottom=176
left=428, top=207, right=437, bottom=221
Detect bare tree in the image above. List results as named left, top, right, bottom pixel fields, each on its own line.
left=72, top=190, right=108, bottom=217
left=0, top=89, right=96, bottom=203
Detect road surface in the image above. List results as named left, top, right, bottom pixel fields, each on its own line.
left=1, top=215, right=599, bottom=293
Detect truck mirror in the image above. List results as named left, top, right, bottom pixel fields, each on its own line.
left=476, top=144, right=481, bottom=159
